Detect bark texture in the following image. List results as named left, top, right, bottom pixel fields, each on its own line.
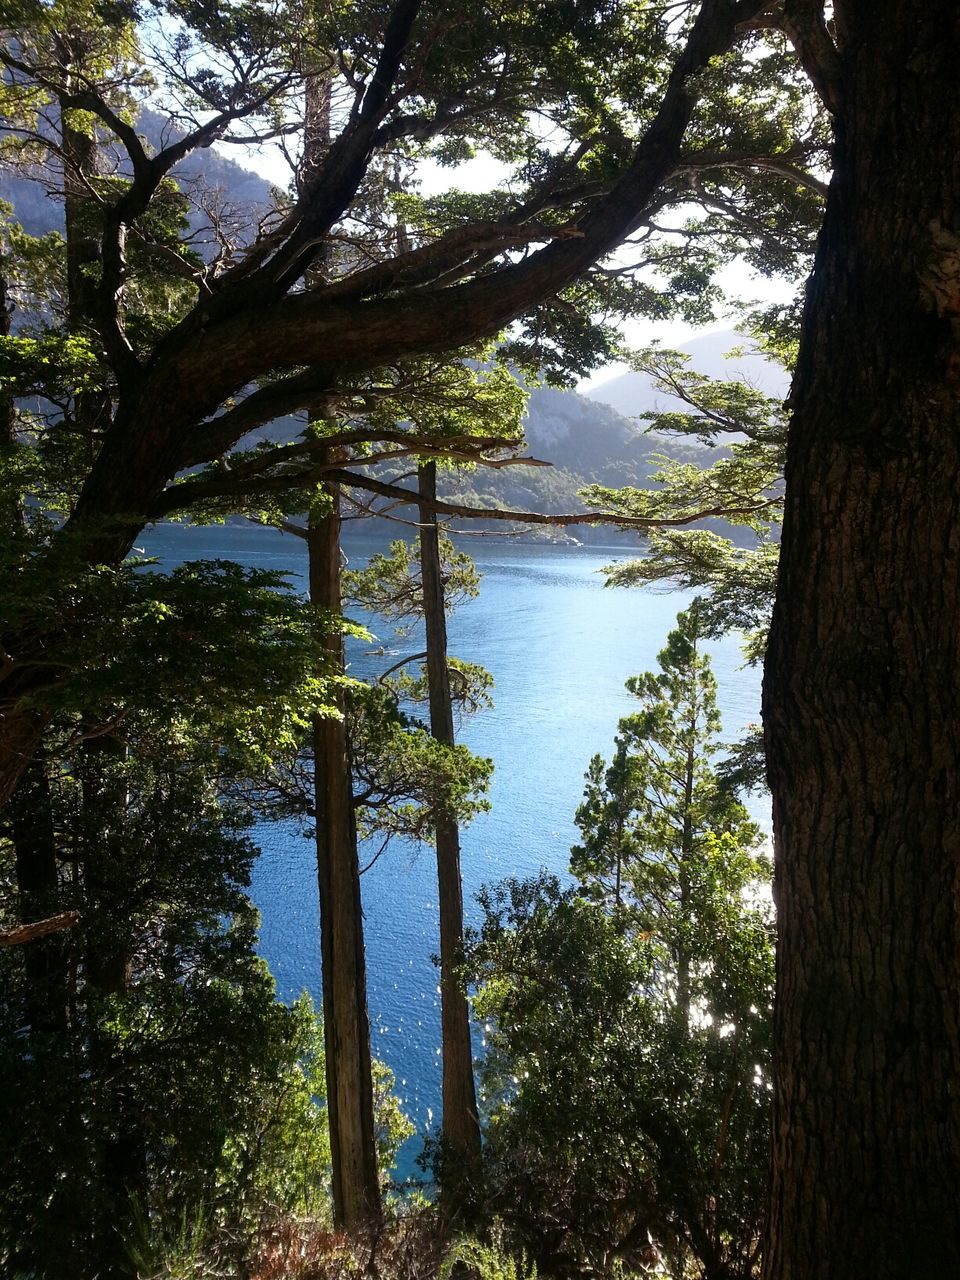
left=308, top=492, right=381, bottom=1228
left=417, top=462, right=482, bottom=1200
left=762, top=4, right=960, bottom=1276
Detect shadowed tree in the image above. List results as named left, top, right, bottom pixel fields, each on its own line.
left=762, top=3, right=960, bottom=1275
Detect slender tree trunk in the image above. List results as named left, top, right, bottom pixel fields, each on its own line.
left=58, top=70, right=110, bottom=457
left=762, top=6, right=960, bottom=1276
left=417, top=461, right=482, bottom=1201
left=1, top=250, right=19, bottom=527
left=9, top=754, right=68, bottom=1035
left=308, top=485, right=381, bottom=1228
left=677, top=738, right=694, bottom=1023
left=81, top=737, right=146, bottom=1280
left=302, top=70, right=379, bottom=1224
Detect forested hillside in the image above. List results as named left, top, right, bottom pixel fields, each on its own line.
left=443, top=385, right=681, bottom=538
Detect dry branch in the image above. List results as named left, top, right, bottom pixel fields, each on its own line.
left=0, top=911, right=80, bottom=948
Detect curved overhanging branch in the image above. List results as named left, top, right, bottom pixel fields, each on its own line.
left=150, top=439, right=548, bottom=518
left=180, top=371, right=339, bottom=468
left=68, top=0, right=770, bottom=551
left=320, top=468, right=777, bottom=531
left=137, top=0, right=771, bottom=448
left=676, top=149, right=829, bottom=198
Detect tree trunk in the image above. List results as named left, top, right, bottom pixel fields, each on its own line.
left=81, top=737, right=146, bottom=1280
left=417, top=461, right=482, bottom=1203
left=308, top=487, right=381, bottom=1229
left=677, top=736, right=694, bottom=1023
left=9, top=754, right=68, bottom=1035
left=58, top=68, right=110, bottom=457
left=1, top=250, right=19, bottom=529
left=762, top=5, right=960, bottom=1276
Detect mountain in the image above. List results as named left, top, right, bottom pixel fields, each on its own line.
left=0, top=107, right=275, bottom=240
left=442, top=333, right=788, bottom=543
left=586, top=329, right=790, bottom=422
left=440, top=384, right=676, bottom=542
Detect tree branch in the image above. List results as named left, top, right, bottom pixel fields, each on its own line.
left=320, top=469, right=761, bottom=530
left=180, top=372, right=339, bottom=468
left=146, top=0, right=771, bottom=434
left=676, top=149, right=829, bottom=198
left=219, top=0, right=425, bottom=300
left=70, top=0, right=771, bottom=551
left=781, top=0, right=842, bottom=115
left=152, top=436, right=547, bottom=516
left=0, top=911, right=80, bottom=948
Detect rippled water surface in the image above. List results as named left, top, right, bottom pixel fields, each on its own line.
left=145, top=524, right=766, bottom=1171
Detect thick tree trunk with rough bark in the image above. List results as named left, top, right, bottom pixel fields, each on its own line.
left=762, top=5, right=960, bottom=1276
left=308, top=490, right=381, bottom=1228
left=417, top=462, right=482, bottom=1202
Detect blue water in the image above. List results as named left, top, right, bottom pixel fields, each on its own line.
left=142, top=524, right=766, bottom=1173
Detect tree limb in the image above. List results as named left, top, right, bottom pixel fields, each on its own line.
left=676, top=149, right=828, bottom=198
left=152, top=437, right=547, bottom=516
left=0, top=911, right=80, bottom=948
left=320, top=469, right=768, bottom=530
left=781, top=0, right=842, bottom=115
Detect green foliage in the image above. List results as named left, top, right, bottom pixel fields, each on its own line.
left=344, top=534, right=480, bottom=628
left=440, top=1222, right=537, bottom=1280
left=582, top=347, right=784, bottom=538
left=572, top=604, right=761, bottom=921
left=373, top=1057, right=417, bottom=1187
left=389, top=656, right=495, bottom=717
left=604, top=531, right=779, bottom=662
left=0, top=548, right=360, bottom=1276
left=0, top=556, right=344, bottom=776
left=345, top=352, right=528, bottom=444
left=0, top=692, right=415, bottom=1276
left=582, top=345, right=788, bottom=673
left=0, top=2, right=829, bottom=1272
left=469, top=607, right=773, bottom=1279
left=341, top=532, right=494, bottom=851
left=0, top=742, right=332, bottom=1277
left=350, top=684, right=493, bottom=848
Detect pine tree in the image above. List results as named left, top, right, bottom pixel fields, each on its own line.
left=473, top=605, right=772, bottom=1278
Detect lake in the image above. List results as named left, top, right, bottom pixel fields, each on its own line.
left=143, top=524, right=766, bottom=1174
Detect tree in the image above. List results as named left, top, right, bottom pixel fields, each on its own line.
left=344, top=499, right=492, bottom=1206
left=761, top=4, right=960, bottom=1275
left=584, top=343, right=786, bottom=663
left=0, top=0, right=828, bottom=810
left=470, top=607, right=772, bottom=1278
left=415, top=461, right=482, bottom=1199
left=0, top=552, right=344, bottom=1278
left=239, top=415, right=503, bottom=1227
left=0, top=734, right=333, bottom=1280
left=575, top=603, right=762, bottom=1011
left=308, top=484, right=383, bottom=1230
